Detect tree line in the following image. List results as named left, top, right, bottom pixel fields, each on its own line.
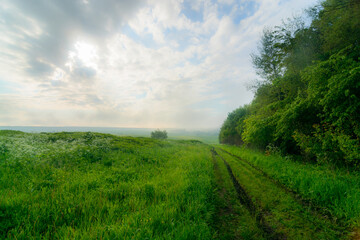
left=220, top=0, right=360, bottom=167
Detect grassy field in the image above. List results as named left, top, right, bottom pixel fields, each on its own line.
left=0, top=131, right=215, bottom=239
left=1, top=130, right=360, bottom=239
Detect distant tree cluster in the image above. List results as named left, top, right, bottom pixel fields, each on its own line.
left=220, top=0, right=360, bottom=167
left=151, top=129, right=168, bottom=139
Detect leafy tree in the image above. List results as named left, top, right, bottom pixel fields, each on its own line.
left=151, top=129, right=168, bottom=140
left=219, top=106, right=249, bottom=145
left=293, top=45, right=360, bottom=165
left=314, top=0, right=360, bottom=54
left=220, top=0, right=360, bottom=167
left=242, top=113, right=275, bottom=149
left=251, top=28, right=284, bottom=83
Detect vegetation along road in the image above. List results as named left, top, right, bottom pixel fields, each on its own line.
left=2, top=130, right=360, bottom=239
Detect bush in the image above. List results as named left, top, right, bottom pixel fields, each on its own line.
left=151, top=129, right=168, bottom=140
left=219, top=106, right=249, bottom=145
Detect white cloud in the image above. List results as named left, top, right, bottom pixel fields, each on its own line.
left=0, top=0, right=318, bottom=128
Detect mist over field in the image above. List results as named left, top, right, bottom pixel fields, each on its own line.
left=0, top=126, right=220, bottom=143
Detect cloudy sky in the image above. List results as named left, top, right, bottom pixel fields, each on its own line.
left=0, top=0, right=317, bottom=129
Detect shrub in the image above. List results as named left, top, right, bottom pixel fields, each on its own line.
left=151, top=129, right=168, bottom=140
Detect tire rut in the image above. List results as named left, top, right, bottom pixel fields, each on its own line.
left=218, top=148, right=344, bottom=228
left=211, top=149, right=240, bottom=239
left=211, top=148, right=286, bottom=240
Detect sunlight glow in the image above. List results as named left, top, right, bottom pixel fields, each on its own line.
left=65, top=41, right=99, bottom=74
left=74, top=41, right=98, bottom=67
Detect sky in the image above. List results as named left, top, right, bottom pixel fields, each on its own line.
left=0, top=0, right=317, bottom=129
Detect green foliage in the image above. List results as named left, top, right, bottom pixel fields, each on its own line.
left=315, top=0, right=360, bottom=54
left=292, top=45, right=360, bottom=165
left=0, top=131, right=215, bottom=239
left=251, top=28, right=284, bottom=82
left=151, top=129, right=168, bottom=139
left=242, top=113, right=275, bottom=149
left=220, top=0, right=360, bottom=166
left=219, top=106, right=249, bottom=145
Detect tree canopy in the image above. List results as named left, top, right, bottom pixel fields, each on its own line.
left=220, top=0, right=360, bottom=167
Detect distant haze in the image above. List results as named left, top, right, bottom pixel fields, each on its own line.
left=0, top=126, right=219, bottom=144
left=0, top=0, right=316, bottom=128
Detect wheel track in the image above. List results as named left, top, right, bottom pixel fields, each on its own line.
left=211, top=148, right=286, bottom=240
left=211, top=148, right=241, bottom=239
left=217, top=147, right=345, bottom=228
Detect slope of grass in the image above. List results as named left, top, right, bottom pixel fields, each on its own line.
left=218, top=145, right=360, bottom=231
left=0, top=131, right=215, bottom=239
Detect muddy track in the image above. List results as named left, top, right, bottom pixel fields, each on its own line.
left=211, top=148, right=286, bottom=240
left=217, top=148, right=342, bottom=225
left=211, top=149, right=240, bottom=239
left=219, top=148, right=304, bottom=197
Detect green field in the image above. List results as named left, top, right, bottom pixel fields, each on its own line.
left=0, top=131, right=215, bottom=239
left=1, top=130, right=360, bottom=239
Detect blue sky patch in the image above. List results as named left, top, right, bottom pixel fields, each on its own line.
left=0, top=79, right=17, bottom=94
left=122, top=24, right=160, bottom=49
left=136, top=91, right=147, bottom=99
left=181, top=0, right=204, bottom=22
left=232, top=1, right=259, bottom=25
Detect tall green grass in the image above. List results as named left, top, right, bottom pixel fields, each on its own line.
left=0, top=131, right=215, bottom=239
left=218, top=145, right=360, bottom=227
